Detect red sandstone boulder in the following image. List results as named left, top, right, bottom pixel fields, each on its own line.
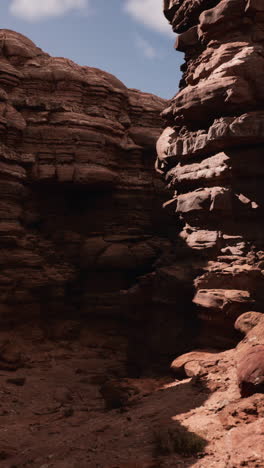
left=237, top=345, right=264, bottom=397
left=235, top=311, right=264, bottom=334
left=171, top=350, right=222, bottom=377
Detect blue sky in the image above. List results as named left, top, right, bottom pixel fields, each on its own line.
left=0, top=0, right=183, bottom=99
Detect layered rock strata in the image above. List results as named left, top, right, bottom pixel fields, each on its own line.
left=0, top=30, right=184, bottom=371
left=158, top=0, right=264, bottom=347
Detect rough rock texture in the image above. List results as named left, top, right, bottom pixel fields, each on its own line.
left=165, top=312, right=264, bottom=468
left=158, top=0, right=264, bottom=348
left=2, top=7, right=264, bottom=465
left=2, top=311, right=264, bottom=467
left=0, top=29, right=193, bottom=373
left=0, top=29, right=204, bottom=376
left=0, top=29, right=165, bottom=309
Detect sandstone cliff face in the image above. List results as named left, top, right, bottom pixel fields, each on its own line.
left=0, top=30, right=201, bottom=374
left=0, top=30, right=208, bottom=468
left=1, top=9, right=264, bottom=466
left=0, top=29, right=169, bottom=328
left=158, top=0, right=264, bottom=347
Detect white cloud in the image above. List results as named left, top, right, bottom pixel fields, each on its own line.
left=10, top=0, right=88, bottom=21
left=124, top=0, right=171, bottom=36
left=135, top=34, right=157, bottom=59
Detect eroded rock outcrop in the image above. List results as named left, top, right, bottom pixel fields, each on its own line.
left=0, top=28, right=214, bottom=468
left=158, top=0, right=264, bottom=348
left=1, top=28, right=205, bottom=375
left=165, top=311, right=264, bottom=467
left=0, top=29, right=183, bottom=374
left=1, top=5, right=264, bottom=465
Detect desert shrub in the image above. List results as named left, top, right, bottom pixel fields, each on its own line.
left=153, top=422, right=206, bottom=457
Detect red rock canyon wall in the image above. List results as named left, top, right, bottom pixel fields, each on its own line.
left=0, top=30, right=183, bottom=371
left=158, top=0, right=264, bottom=348
left=0, top=29, right=203, bottom=373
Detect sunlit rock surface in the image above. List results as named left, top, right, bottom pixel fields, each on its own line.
left=158, top=0, right=264, bottom=348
